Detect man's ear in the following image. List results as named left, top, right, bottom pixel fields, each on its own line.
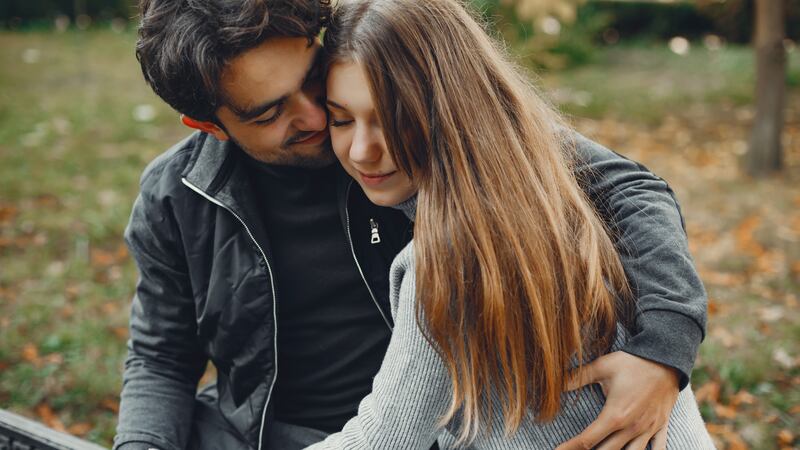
left=181, top=115, right=230, bottom=141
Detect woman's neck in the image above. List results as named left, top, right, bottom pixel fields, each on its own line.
left=391, top=195, right=417, bottom=221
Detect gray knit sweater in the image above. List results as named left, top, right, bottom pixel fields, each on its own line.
left=306, top=197, right=714, bottom=450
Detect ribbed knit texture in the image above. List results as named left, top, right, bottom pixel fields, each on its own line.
left=306, top=195, right=714, bottom=449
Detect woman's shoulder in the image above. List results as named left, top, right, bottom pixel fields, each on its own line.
left=388, top=240, right=416, bottom=313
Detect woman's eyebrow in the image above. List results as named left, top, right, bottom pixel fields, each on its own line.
left=326, top=99, right=347, bottom=110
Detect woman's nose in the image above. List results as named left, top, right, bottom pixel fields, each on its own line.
left=349, top=126, right=382, bottom=164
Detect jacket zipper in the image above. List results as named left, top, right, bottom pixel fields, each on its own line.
left=345, top=181, right=393, bottom=331
left=181, top=178, right=278, bottom=450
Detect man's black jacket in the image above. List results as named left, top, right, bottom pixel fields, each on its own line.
left=114, top=131, right=707, bottom=450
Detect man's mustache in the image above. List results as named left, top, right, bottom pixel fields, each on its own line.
left=284, top=130, right=318, bottom=146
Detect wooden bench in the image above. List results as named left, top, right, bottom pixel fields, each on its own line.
left=0, top=409, right=106, bottom=450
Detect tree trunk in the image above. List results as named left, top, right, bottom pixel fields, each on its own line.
left=745, top=0, right=786, bottom=176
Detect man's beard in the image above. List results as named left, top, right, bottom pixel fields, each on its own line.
left=231, top=134, right=337, bottom=169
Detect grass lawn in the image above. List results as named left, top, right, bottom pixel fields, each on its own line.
left=1, top=30, right=798, bottom=448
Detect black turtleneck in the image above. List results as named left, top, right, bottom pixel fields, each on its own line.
left=244, top=158, right=392, bottom=433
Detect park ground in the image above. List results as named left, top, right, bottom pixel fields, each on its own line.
left=0, top=30, right=799, bottom=449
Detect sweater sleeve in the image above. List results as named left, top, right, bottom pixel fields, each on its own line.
left=305, top=251, right=449, bottom=450
left=571, top=133, right=707, bottom=389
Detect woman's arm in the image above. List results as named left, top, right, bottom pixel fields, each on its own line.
left=305, top=252, right=450, bottom=450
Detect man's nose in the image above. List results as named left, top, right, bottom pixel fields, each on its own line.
left=290, top=89, right=327, bottom=132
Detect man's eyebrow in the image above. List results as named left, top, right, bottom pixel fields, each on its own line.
left=232, top=96, right=288, bottom=122
left=231, top=46, right=323, bottom=123
left=326, top=100, right=349, bottom=111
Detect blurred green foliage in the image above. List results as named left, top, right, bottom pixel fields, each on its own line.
left=1, top=0, right=134, bottom=28
left=467, top=0, right=800, bottom=68
left=3, top=0, right=800, bottom=70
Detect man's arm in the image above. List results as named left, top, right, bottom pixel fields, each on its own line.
left=113, top=183, right=208, bottom=450
left=572, top=133, right=706, bottom=386
left=559, top=133, right=707, bottom=449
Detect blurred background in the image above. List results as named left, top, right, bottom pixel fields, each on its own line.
left=0, top=0, right=798, bottom=448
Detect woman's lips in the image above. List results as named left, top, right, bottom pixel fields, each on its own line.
left=358, top=170, right=397, bottom=187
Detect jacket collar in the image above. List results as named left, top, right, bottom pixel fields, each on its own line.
left=182, top=132, right=234, bottom=194
left=181, top=133, right=271, bottom=252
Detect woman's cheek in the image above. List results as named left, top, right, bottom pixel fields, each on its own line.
left=330, top=130, right=353, bottom=166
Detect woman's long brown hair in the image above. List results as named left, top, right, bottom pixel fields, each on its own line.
left=325, top=0, right=632, bottom=443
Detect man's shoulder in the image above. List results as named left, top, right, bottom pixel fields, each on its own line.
left=568, top=131, right=626, bottom=166
left=138, top=132, right=203, bottom=196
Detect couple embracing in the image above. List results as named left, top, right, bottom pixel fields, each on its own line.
left=115, top=0, right=714, bottom=449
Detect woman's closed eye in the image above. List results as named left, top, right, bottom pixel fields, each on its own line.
left=329, top=116, right=354, bottom=127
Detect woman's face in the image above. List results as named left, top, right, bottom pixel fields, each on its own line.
left=326, top=61, right=417, bottom=207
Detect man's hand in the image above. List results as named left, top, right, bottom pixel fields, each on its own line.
left=556, top=351, right=680, bottom=450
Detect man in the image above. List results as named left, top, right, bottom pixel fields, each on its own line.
left=114, top=1, right=707, bottom=449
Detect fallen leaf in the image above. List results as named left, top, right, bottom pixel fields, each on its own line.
left=710, top=326, right=739, bottom=348
left=695, top=381, right=721, bottom=404
left=758, top=306, right=784, bottom=323
left=727, top=433, right=748, bottom=450
left=708, top=299, right=721, bottom=316
left=731, top=390, right=757, bottom=407
left=35, top=404, right=66, bottom=432
left=67, top=422, right=92, bottom=436
left=21, top=343, right=40, bottom=364
left=0, top=205, right=18, bottom=223
left=101, top=398, right=120, bottom=413
left=778, top=429, right=795, bottom=446
left=773, top=348, right=797, bottom=370
left=714, top=404, right=738, bottom=420
left=111, top=326, right=128, bottom=340
left=706, top=423, right=730, bottom=435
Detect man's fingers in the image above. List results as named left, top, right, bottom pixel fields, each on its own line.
left=566, top=354, right=610, bottom=391
left=595, top=428, right=642, bottom=450
left=566, top=365, right=593, bottom=391
left=621, top=431, right=653, bottom=450
left=555, top=408, right=622, bottom=450
left=651, top=426, right=668, bottom=450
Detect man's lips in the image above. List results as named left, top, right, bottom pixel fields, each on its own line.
left=288, top=130, right=328, bottom=146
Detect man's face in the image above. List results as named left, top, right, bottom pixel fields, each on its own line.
left=215, top=36, right=334, bottom=168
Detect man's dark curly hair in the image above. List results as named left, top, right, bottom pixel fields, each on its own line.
left=136, top=0, right=331, bottom=122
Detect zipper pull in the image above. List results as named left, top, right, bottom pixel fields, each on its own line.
left=370, top=218, right=381, bottom=244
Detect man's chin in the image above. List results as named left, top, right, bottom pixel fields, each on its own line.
left=237, top=139, right=337, bottom=169
left=283, top=150, right=337, bottom=169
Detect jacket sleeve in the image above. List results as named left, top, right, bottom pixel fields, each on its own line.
left=113, top=171, right=208, bottom=450
left=305, top=259, right=449, bottom=450
left=572, top=133, right=707, bottom=389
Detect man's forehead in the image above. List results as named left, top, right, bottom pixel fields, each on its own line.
left=220, top=37, right=320, bottom=109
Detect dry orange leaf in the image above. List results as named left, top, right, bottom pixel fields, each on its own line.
left=708, top=299, right=721, bottom=316
left=90, top=249, right=116, bottom=267
left=727, top=433, right=748, bottom=450
left=695, top=381, right=721, bottom=404
left=111, top=326, right=128, bottom=340
left=68, top=422, right=92, bottom=436
left=0, top=205, right=18, bottom=223
left=21, top=343, right=40, bottom=364
left=714, top=404, right=738, bottom=420
left=35, top=404, right=66, bottom=432
left=777, top=429, right=795, bottom=445
left=706, top=423, right=731, bottom=436
left=101, top=398, right=120, bottom=414
left=731, top=390, right=757, bottom=407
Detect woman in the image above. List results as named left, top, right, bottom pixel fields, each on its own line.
left=309, top=0, right=714, bottom=448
